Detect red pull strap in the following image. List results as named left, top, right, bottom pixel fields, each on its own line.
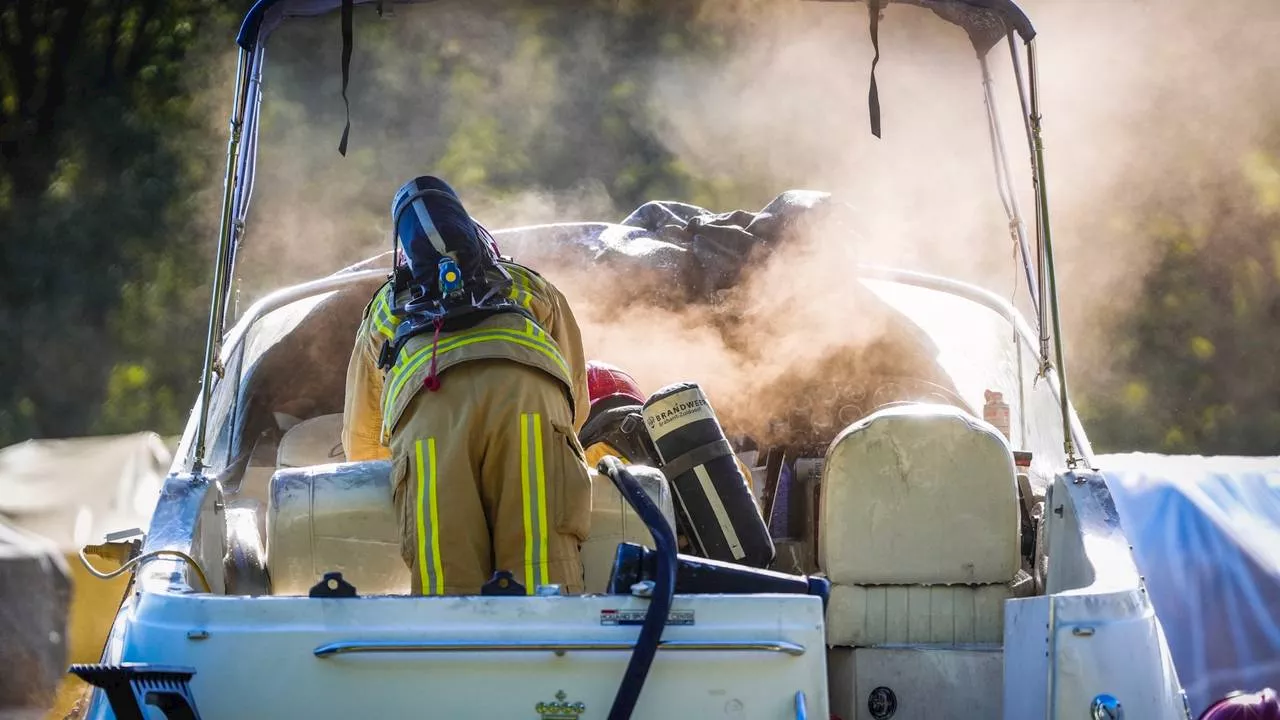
left=422, top=317, right=444, bottom=392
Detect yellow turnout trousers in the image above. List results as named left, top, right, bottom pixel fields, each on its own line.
left=389, top=359, right=592, bottom=596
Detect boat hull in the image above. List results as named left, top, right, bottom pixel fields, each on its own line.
left=83, top=591, right=829, bottom=719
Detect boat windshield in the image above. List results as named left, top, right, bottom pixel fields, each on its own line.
left=196, top=265, right=1077, bottom=486
left=205, top=291, right=337, bottom=469
left=860, top=276, right=1074, bottom=485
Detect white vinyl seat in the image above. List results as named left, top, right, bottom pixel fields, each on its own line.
left=277, top=413, right=347, bottom=468
left=581, top=465, right=677, bottom=594
left=266, top=460, right=409, bottom=596
left=264, top=451, right=675, bottom=596
left=819, top=403, right=1024, bottom=646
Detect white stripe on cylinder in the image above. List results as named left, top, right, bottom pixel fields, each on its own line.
left=693, top=464, right=745, bottom=560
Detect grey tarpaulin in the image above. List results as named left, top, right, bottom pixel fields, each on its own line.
left=617, top=190, right=839, bottom=297
left=0, top=518, right=71, bottom=711
left=493, top=189, right=853, bottom=303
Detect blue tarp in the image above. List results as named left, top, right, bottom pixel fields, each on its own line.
left=1098, top=453, right=1280, bottom=716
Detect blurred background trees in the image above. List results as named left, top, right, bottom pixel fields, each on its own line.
left=0, top=0, right=242, bottom=443
left=2, top=0, right=1277, bottom=456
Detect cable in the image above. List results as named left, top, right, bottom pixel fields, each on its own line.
left=79, top=546, right=214, bottom=594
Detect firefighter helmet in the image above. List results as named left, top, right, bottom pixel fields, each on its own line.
left=586, top=361, right=646, bottom=409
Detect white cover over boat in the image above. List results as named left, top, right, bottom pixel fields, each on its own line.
left=1100, top=453, right=1280, bottom=716
left=0, top=433, right=169, bottom=552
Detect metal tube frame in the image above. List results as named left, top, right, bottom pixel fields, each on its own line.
left=227, top=46, right=266, bottom=324
left=1005, top=34, right=1048, bottom=365
left=1024, top=39, right=1080, bottom=467
left=193, top=48, right=254, bottom=473
left=978, top=53, right=1038, bottom=317
left=989, top=27, right=1082, bottom=469
left=312, top=639, right=808, bottom=657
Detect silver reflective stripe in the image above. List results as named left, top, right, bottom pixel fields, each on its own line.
left=694, top=465, right=745, bottom=560
left=411, top=197, right=448, bottom=254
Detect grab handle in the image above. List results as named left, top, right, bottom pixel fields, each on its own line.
left=313, top=639, right=806, bottom=657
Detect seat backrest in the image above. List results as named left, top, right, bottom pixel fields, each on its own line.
left=266, top=460, right=409, bottom=596
left=819, top=403, right=1020, bottom=586
left=277, top=414, right=346, bottom=468
left=580, top=465, right=677, bottom=594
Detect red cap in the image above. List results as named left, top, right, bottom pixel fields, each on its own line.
left=586, top=361, right=645, bottom=406
left=1199, top=689, right=1280, bottom=720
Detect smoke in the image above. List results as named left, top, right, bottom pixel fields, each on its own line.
left=1010, top=0, right=1280, bottom=389
left=223, top=0, right=1280, bottom=447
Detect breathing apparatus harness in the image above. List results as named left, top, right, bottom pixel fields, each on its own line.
left=375, top=187, right=537, bottom=391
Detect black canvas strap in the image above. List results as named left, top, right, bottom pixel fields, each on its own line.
left=867, top=0, right=884, bottom=139
left=338, top=0, right=353, bottom=155
left=660, top=438, right=735, bottom=481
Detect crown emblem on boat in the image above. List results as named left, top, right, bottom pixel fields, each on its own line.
left=536, top=690, right=585, bottom=719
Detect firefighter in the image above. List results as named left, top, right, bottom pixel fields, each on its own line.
left=341, top=175, right=591, bottom=597
left=580, top=361, right=657, bottom=469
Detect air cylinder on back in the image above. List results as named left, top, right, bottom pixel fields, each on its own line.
left=641, top=382, right=775, bottom=568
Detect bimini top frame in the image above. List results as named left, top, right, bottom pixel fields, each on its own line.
left=191, top=0, right=1080, bottom=472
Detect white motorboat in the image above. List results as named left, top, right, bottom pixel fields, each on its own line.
left=70, top=1, right=1194, bottom=718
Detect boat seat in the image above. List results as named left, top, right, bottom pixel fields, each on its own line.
left=265, top=457, right=675, bottom=597
left=819, top=403, right=1022, bottom=646
left=266, top=460, right=409, bottom=596
left=277, top=413, right=346, bottom=468
left=581, top=464, right=677, bottom=594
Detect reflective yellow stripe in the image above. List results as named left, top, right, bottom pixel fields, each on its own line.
left=372, top=290, right=398, bottom=339
left=384, top=328, right=566, bottom=428
left=428, top=438, right=444, bottom=593
left=520, top=414, right=535, bottom=594
left=414, top=438, right=444, bottom=595
left=505, top=282, right=528, bottom=309
left=518, top=413, right=550, bottom=593
left=533, top=414, right=549, bottom=587
left=527, top=319, right=547, bottom=341
left=382, top=328, right=569, bottom=429
left=414, top=440, right=430, bottom=594
left=392, top=326, right=566, bottom=380
left=505, top=266, right=537, bottom=310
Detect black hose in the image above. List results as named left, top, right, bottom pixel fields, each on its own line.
left=597, top=455, right=678, bottom=720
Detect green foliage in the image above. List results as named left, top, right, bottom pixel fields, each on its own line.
left=1079, top=153, right=1280, bottom=455
left=0, top=0, right=249, bottom=446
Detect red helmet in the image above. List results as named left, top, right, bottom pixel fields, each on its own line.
left=1199, top=689, right=1280, bottom=720
left=587, top=361, right=645, bottom=407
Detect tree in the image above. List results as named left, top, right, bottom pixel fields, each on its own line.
left=0, top=0, right=249, bottom=445
left=1078, top=149, right=1280, bottom=455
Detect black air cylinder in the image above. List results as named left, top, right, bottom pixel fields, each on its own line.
left=641, top=382, right=775, bottom=568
